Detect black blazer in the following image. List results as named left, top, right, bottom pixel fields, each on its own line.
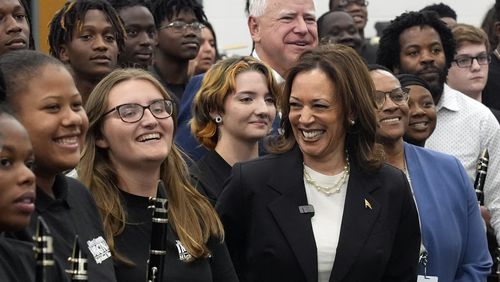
left=216, top=147, right=420, bottom=282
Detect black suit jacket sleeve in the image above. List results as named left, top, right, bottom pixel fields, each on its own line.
left=381, top=171, right=420, bottom=281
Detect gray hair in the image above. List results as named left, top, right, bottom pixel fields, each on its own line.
left=248, top=0, right=317, bottom=17
left=248, top=0, right=267, bottom=17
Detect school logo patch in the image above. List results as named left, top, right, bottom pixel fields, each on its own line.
left=175, top=240, right=192, bottom=262
left=87, top=236, right=111, bottom=264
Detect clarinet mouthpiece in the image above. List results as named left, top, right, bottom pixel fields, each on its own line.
left=66, top=235, right=88, bottom=281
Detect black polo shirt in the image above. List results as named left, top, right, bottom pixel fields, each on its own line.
left=0, top=235, right=70, bottom=282
left=11, top=174, right=117, bottom=282
left=0, top=235, right=32, bottom=282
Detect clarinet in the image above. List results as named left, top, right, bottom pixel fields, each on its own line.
left=474, top=148, right=489, bottom=205
left=33, top=216, right=55, bottom=282
left=146, top=180, right=169, bottom=282
left=66, top=235, right=88, bottom=281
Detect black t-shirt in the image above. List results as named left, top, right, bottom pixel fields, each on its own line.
left=9, top=174, right=116, bottom=282
left=0, top=235, right=33, bottom=282
left=190, top=150, right=232, bottom=206
left=114, top=190, right=238, bottom=282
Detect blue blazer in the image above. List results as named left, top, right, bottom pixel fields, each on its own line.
left=174, top=73, right=208, bottom=161
left=405, top=142, right=492, bottom=281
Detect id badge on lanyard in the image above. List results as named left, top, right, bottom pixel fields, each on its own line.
left=417, top=250, right=438, bottom=281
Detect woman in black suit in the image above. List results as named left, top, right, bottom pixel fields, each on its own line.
left=216, top=44, right=421, bottom=282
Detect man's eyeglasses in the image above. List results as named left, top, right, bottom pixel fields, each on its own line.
left=160, top=21, right=204, bottom=33
left=338, top=0, right=369, bottom=8
left=374, top=87, right=410, bottom=109
left=453, top=54, right=491, bottom=68
left=103, top=100, right=174, bottom=123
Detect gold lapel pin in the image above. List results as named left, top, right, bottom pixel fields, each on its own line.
left=364, top=199, right=372, bottom=210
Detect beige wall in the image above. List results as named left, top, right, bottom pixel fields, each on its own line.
left=35, top=0, right=66, bottom=54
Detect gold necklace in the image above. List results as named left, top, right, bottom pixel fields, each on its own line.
left=303, top=154, right=350, bottom=196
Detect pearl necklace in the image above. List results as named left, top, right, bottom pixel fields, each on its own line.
left=303, top=154, right=350, bottom=196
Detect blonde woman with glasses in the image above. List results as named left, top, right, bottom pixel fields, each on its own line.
left=78, top=68, right=237, bottom=281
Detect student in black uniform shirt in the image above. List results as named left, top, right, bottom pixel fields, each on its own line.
left=0, top=50, right=117, bottom=282
left=0, top=105, right=70, bottom=282
left=78, top=68, right=238, bottom=282
left=0, top=105, right=36, bottom=282
left=190, top=56, right=279, bottom=205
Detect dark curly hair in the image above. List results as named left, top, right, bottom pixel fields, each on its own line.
left=48, top=0, right=126, bottom=58
left=376, top=11, right=455, bottom=73
left=151, top=0, right=206, bottom=29
left=420, top=3, right=457, bottom=20
left=108, top=0, right=152, bottom=12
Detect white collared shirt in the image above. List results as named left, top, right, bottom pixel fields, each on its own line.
left=426, top=84, right=500, bottom=242
left=251, top=49, right=285, bottom=84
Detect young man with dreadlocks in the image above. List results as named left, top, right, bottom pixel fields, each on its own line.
left=108, top=0, right=156, bottom=69
left=151, top=0, right=207, bottom=102
left=48, top=0, right=125, bottom=104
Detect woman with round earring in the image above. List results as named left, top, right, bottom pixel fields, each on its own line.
left=369, top=66, right=491, bottom=281
left=190, top=56, right=279, bottom=205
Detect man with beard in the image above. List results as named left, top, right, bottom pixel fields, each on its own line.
left=317, top=10, right=362, bottom=55
left=151, top=0, right=206, bottom=101
left=377, top=11, right=500, bottom=251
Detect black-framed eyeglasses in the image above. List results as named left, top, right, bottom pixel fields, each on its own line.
left=338, top=0, right=369, bottom=8
left=103, top=99, right=174, bottom=123
left=159, top=21, right=204, bottom=33
left=453, top=54, right=491, bottom=68
left=374, top=87, right=410, bottom=109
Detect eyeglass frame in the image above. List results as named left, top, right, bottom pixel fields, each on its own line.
left=338, top=0, right=369, bottom=8
left=159, top=21, right=205, bottom=33
left=452, top=54, right=491, bottom=68
left=102, top=99, right=174, bottom=123
left=373, top=87, right=410, bottom=109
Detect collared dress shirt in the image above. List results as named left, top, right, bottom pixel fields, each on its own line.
left=426, top=84, right=500, bottom=243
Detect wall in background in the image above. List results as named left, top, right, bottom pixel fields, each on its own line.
left=204, top=0, right=494, bottom=56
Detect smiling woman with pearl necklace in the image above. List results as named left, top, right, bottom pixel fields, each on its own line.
left=216, top=44, right=421, bottom=282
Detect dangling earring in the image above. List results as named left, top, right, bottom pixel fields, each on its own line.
left=349, top=119, right=355, bottom=126
left=215, top=115, right=223, bottom=124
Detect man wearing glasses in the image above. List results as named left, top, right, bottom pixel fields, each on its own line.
left=378, top=11, right=500, bottom=270
left=447, top=24, right=496, bottom=110
left=151, top=0, right=206, bottom=101
left=329, top=0, right=377, bottom=63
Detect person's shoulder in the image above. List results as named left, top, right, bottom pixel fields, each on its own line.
left=64, top=176, right=100, bottom=209
left=376, top=163, right=405, bottom=179
left=235, top=151, right=289, bottom=171
left=407, top=143, right=455, bottom=162
left=65, top=176, right=91, bottom=196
